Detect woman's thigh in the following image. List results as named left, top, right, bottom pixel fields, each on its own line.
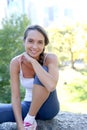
left=0, top=101, right=31, bottom=123
left=34, top=66, right=60, bottom=120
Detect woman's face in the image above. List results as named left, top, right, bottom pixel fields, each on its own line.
left=24, top=30, right=45, bottom=60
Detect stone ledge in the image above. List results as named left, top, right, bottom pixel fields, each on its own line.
left=0, top=111, right=87, bottom=130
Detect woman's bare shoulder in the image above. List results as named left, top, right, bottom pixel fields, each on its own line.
left=45, top=53, right=58, bottom=61
left=44, top=53, right=58, bottom=65
left=10, top=54, right=23, bottom=67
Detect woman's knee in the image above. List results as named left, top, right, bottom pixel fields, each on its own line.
left=34, top=66, right=48, bottom=87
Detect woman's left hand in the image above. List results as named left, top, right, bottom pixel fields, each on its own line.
left=23, top=52, right=34, bottom=63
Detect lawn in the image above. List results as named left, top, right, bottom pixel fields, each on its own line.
left=57, top=67, right=87, bottom=114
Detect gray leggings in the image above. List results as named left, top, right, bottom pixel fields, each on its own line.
left=0, top=66, right=60, bottom=123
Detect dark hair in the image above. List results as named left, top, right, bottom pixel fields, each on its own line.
left=23, top=25, right=49, bottom=65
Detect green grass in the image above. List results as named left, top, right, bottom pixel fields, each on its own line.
left=57, top=67, right=87, bottom=114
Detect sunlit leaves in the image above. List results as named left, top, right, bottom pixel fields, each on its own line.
left=0, top=14, right=30, bottom=103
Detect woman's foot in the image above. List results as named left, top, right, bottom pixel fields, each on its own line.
left=24, top=119, right=38, bottom=130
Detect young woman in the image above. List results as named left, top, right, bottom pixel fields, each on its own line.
left=0, top=25, right=60, bottom=130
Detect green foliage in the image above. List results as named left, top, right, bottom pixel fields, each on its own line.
left=0, top=14, right=30, bottom=103
left=64, top=73, right=87, bottom=101
left=20, top=87, right=25, bottom=101
left=0, top=85, right=11, bottom=103
left=58, top=68, right=87, bottom=113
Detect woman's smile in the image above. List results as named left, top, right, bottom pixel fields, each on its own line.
left=30, top=49, right=38, bottom=55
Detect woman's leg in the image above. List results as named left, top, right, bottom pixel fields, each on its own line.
left=29, top=84, right=50, bottom=116
left=28, top=66, right=50, bottom=116
left=0, top=103, right=15, bottom=123
left=28, top=66, right=60, bottom=119
left=36, top=90, right=60, bottom=120
left=21, top=101, right=31, bottom=120
left=0, top=101, right=30, bottom=123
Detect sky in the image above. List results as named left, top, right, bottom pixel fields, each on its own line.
left=0, top=0, right=87, bottom=25
left=0, top=0, right=7, bottom=21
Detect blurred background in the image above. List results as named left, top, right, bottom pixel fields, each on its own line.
left=0, top=0, right=87, bottom=114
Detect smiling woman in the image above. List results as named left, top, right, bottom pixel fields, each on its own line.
left=0, top=25, right=60, bottom=130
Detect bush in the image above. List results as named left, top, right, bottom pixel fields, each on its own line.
left=65, top=77, right=87, bottom=101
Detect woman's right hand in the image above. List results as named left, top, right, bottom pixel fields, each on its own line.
left=18, top=127, right=25, bottom=130
left=18, top=124, right=25, bottom=130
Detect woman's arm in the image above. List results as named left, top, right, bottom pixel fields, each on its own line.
left=10, top=57, right=24, bottom=130
left=23, top=53, right=59, bottom=92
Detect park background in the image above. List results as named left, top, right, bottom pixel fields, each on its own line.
left=0, top=0, right=87, bottom=114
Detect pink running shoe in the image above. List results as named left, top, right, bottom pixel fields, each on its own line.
left=24, top=120, right=38, bottom=130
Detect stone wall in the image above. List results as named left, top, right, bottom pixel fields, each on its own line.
left=0, top=111, right=87, bottom=130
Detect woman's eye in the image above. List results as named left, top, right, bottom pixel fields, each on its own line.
left=38, top=41, right=43, bottom=44
left=28, top=39, right=33, bottom=43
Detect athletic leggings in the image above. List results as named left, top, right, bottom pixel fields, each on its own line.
left=0, top=66, right=60, bottom=123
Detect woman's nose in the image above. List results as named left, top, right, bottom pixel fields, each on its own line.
left=32, top=43, right=38, bottom=48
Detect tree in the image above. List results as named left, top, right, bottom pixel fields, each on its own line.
left=0, top=14, right=30, bottom=103
left=47, top=24, right=85, bottom=68
left=63, top=26, right=77, bottom=68
left=47, top=27, right=66, bottom=65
